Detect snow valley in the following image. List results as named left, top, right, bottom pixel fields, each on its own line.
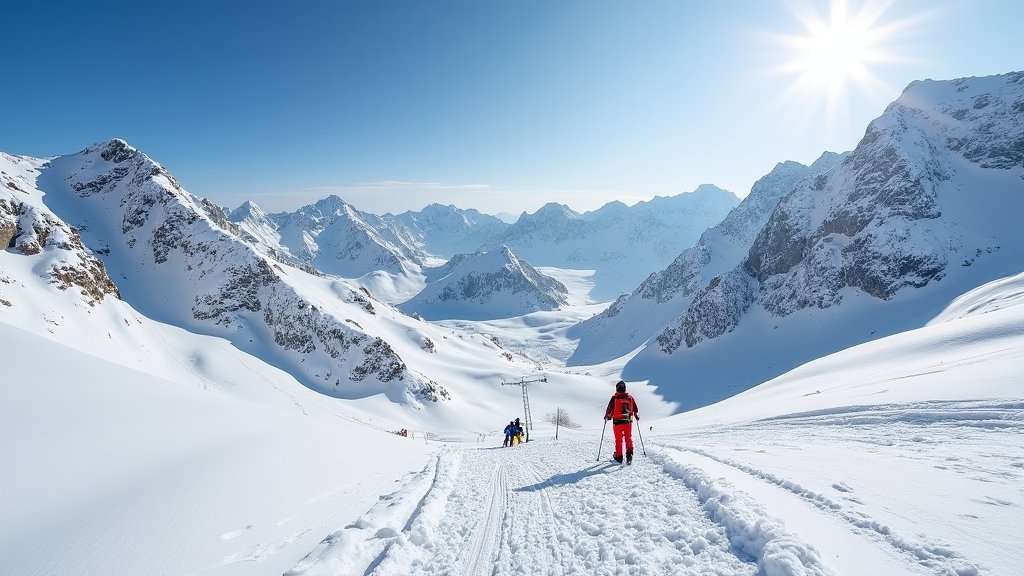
left=1, top=71, right=1023, bottom=576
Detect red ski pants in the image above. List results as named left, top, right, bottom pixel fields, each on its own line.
left=612, top=422, right=633, bottom=458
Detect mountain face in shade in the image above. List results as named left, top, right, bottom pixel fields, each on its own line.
left=569, top=152, right=846, bottom=365
left=620, top=72, right=1024, bottom=409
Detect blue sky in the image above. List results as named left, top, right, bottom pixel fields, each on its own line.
left=2, top=0, right=1021, bottom=215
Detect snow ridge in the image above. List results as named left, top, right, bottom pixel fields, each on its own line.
left=570, top=153, right=844, bottom=365
left=621, top=71, right=1024, bottom=407
left=652, top=447, right=836, bottom=576
left=11, top=140, right=452, bottom=404
left=675, top=446, right=982, bottom=575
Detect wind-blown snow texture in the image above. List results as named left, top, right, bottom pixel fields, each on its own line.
left=622, top=71, right=1024, bottom=409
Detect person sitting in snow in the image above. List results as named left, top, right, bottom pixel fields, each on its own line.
left=604, top=380, right=639, bottom=464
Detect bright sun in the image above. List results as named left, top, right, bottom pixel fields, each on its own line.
left=771, top=0, right=919, bottom=123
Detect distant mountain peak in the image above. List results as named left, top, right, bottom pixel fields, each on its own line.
left=400, top=246, right=568, bottom=320
left=616, top=71, right=1024, bottom=409
left=229, top=200, right=266, bottom=222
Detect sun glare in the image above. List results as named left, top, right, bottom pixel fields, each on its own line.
left=769, top=0, right=921, bottom=125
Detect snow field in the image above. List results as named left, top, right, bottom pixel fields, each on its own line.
left=650, top=447, right=834, bottom=576
left=652, top=400, right=1024, bottom=576
left=292, top=434, right=859, bottom=575
left=0, top=322, right=434, bottom=576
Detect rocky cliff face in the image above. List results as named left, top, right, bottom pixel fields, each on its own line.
left=18, top=140, right=457, bottom=405
left=665, top=73, right=1024, bottom=353
left=1, top=154, right=120, bottom=307
left=569, top=154, right=844, bottom=365
left=622, top=72, right=1024, bottom=408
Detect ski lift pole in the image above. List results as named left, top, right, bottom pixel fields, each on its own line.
left=501, top=375, right=546, bottom=442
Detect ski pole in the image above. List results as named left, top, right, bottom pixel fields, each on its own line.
left=634, top=420, right=647, bottom=456
left=596, top=419, right=608, bottom=461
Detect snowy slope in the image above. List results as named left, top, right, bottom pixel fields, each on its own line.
left=624, top=71, right=1024, bottom=409
left=570, top=153, right=845, bottom=365
left=0, top=156, right=647, bottom=575
left=2, top=141, right=579, bottom=412
left=0, top=315, right=437, bottom=576
left=4, top=71, right=1023, bottom=576
left=290, top=271, right=1024, bottom=576
left=399, top=245, right=569, bottom=320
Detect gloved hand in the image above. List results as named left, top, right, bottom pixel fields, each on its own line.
left=635, top=415, right=639, bottom=421
left=604, top=416, right=610, bottom=421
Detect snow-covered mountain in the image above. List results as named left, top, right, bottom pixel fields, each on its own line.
left=5, top=72, right=1024, bottom=576
left=488, top=185, right=740, bottom=299
left=389, top=203, right=509, bottom=258
left=1, top=140, right=546, bottom=408
left=569, top=153, right=846, bottom=365
left=5, top=244, right=1023, bottom=576
left=230, top=195, right=429, bottom=278
left=623, top=71, right=1024, bottom=408
left=399, top=245, right=569, bottom=320
left=234, top=190, right=736, bottom=304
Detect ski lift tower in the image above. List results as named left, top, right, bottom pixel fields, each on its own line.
left=501, top=375, right=547, bottom=442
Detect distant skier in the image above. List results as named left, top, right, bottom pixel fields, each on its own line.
left=503, top=421, right=516, bottom=447
left=604, top=380, right=639, bottom=464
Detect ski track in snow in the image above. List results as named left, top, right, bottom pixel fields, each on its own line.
left=290, top=437, right=852, bottom=575
left=288, top=398, right=1024, bottom=576
left=462, top=461, right=509, bottom=576
left=657, top=446, right=977, bottom=576
left=653, top=400, right=1024, bottom=576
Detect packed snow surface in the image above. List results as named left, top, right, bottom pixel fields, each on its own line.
left=6, top=267, right=1020, bottom=575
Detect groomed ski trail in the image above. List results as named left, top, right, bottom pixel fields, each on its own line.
left=462, top=461, right=509, bottom=576
left=289, top=436, right=837, bottom=575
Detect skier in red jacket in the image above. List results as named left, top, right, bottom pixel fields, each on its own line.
left=604, top=380, right=639, bottom=464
